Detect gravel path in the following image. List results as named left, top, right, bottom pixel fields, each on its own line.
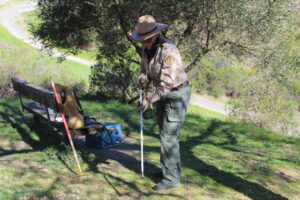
left=0, top=0, right=229, bottom=115
left=190, top=94, right=230, bottom=115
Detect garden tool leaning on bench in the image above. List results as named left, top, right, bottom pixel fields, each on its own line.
left=52, top=82, right=84, bottom=176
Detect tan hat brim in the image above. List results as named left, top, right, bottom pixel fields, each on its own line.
left=128, top=23, right=170, bottom=42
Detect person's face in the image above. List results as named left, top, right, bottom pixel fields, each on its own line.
left=142, top=35, right=157, bottom=50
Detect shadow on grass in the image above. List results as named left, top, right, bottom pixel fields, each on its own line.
left=0, top=147, right=34, bottom=157
left=0, top=98, right=294, bottom=199
left=83, top=101, right=294, bottom=199
left=0, top=101, right=64, bottom=153
left=83, top=102, right=291, bottom=199
left=79, top=141, right=160, bottom=177
left=0, top=100, right=78, bottom=175
left=180, top=113, right=290, bottom=200
left=0, top=99, right=182, bottom=199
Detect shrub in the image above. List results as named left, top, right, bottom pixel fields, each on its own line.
left=90, top=57, right=139, bottom=103
left=230, top=78, right=298, bottom=135
left=191, top=51, right=253, bottom=98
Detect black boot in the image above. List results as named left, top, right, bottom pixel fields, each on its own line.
left=153, top=182, right=175, bottom=191
left=152, top=171, right=163, bottom=178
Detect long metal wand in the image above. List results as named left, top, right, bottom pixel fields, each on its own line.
left=139, top=88, right=144, bottom=178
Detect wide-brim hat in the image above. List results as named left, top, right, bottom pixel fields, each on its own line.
left=128, top=15, right=170, bottom=42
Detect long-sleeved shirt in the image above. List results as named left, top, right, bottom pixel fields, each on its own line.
left=140, top=36, right=188, bottom=103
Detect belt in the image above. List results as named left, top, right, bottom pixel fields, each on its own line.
left=172, top=81, right=189, bottom=91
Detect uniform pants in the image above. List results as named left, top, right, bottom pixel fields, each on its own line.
left=155, top=85, right=191, bottom=186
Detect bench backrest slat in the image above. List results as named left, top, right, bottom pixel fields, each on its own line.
left=11, top=77, right=59, bottom=112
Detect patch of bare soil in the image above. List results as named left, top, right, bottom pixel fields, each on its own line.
left=0, top=83, right=16, bottom=97
left=276, top=168, right=300, bottom=182
left=0, top=140, right=33, bottom=168
left=0, top=139, right=31, bottom=151
left=74, top=136, right=140, bottom=161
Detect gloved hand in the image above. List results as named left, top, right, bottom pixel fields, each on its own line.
left=137, top=98, right=150, bottom=112
left=138, top=74, right=148, bottom=89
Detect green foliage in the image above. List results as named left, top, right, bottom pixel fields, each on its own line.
left=23, top=10, right=98, bottom=62
left=191, top=52, right=254, bottom=98
left=90, top=51, right=139, bottom=102
left=230, top=3, right=300, bottom=135
left=32, top=0, right=289, bottom=101
left=230, top=79, right=298, bottom=134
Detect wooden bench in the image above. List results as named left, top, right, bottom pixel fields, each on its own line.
left=11, top=77, right=117, bottom=147
left=11, top=77, right=95, bottom=136
left=11, top=77, right=66, bottom=134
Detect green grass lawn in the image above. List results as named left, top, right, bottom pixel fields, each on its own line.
left=0, top=98, right=299, bottom=200
left=0, top=24, right=90, bottom=91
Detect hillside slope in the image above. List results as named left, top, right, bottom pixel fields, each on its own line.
left=0, top=98, right=299, bottom=200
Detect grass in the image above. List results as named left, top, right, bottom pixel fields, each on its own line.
left=0, top=97, right=300, bottom=200
left=22, top=10, right=98, bottom=62
left=0, top=23, right=90, bottom=91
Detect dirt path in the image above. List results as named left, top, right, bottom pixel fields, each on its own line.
left=0, top=0, right=229, bottom=115
left=190, top=94, right=230, bottom=115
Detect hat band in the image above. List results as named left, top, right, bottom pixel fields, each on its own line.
left=137, top=26, right=157, bottom=36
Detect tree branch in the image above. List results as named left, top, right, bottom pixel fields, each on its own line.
left=219, top=41, right=254, bottom=55
left=115, top=50, right=140, bottom=64
left=117, top=8, right=142, bottom=57
left=205, top=17, right=211, bottom=51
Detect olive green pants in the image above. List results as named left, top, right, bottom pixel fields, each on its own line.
left=155, top=85, right=191, bottom=186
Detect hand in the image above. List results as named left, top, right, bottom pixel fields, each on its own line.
left=136, top=98, right=150, bottom=112
left=138, top=74, right=148, bottom=89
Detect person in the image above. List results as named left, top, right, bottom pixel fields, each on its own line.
left=128, top=15, right=191, bottom=191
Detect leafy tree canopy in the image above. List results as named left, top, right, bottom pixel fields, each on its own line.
left=34, top=0, right=287, bottom=63
left=32, top=0, right=290, bottom=102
